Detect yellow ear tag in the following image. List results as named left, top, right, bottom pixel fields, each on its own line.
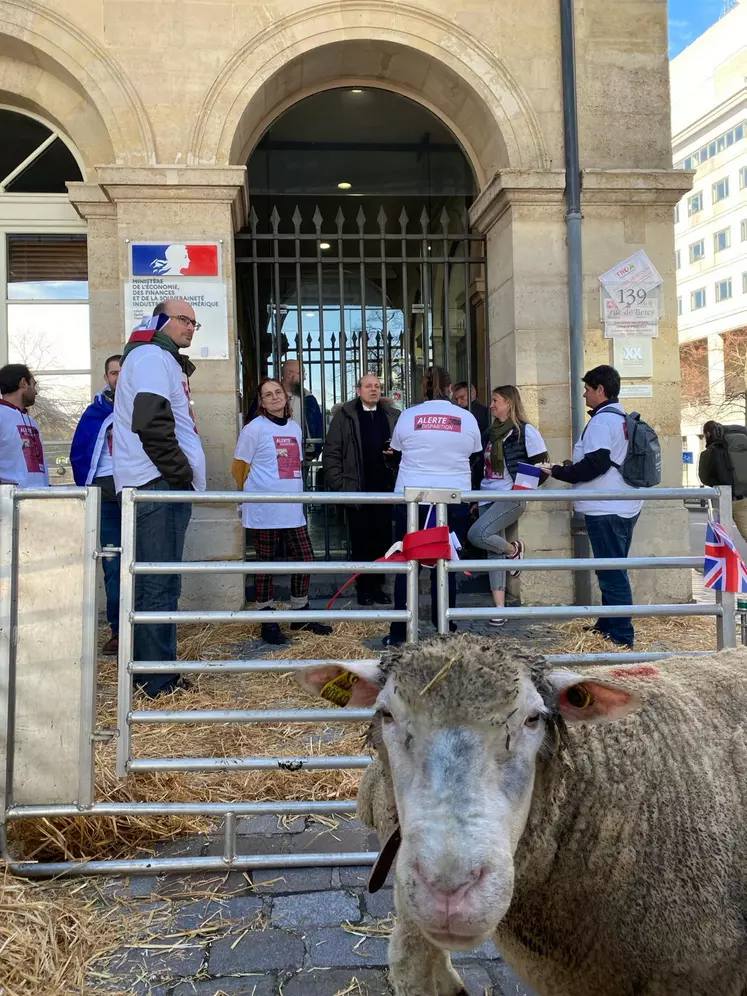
left=320, top=670, right=360, bottom=707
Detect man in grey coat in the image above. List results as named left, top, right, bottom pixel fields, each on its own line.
left=323, top=374, right=400, bottom=605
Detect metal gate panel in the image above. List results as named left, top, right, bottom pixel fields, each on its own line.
left=10, top=489, right=99, bottom=807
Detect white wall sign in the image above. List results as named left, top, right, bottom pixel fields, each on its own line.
left=619, top=383, right=653, bottom=399
left=124, top=241, right=229, bottom=360
left=600, top=249, right=663, bottom=338
left=613, top=336, right=654, bottom=378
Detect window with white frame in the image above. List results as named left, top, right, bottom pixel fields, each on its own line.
left=715, top=278, right=733, bottom=302
left=688, top=192, right=703, bottom=215
left=740, top=166, right=747, bottom=190
left=689, top=239, right=705, bottom=263
left=677, top=296, right=683, bottom=316
left=674, top=203, right=680, bottom=224
left=691, top=287, right=706, bottom=310
left=744, top=272, right=747, bottom=295
left=714, top=228, right=731, bottom=253
left=742, top=219, right=747, bottom=242
left=0, top=108, right=89, bottom=465
left=713, top=177, right=730, bottom=203
left=675, top=249, right=681, bottom=269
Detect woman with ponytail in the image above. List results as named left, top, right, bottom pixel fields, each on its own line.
left=383, top=365, right=482, bottom=646
left=467, top=385, right=548, bottom=627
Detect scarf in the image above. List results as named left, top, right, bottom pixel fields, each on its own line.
left=121, top=328, right=195, bottom=376
left=489, top=418, right=517, bottom=475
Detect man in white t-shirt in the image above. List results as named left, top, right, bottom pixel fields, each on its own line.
left=548, top=365, right=641, bottom=648
left=0, top=364, right=49, bottom=488
left=114, top=299, right=207, bottom=697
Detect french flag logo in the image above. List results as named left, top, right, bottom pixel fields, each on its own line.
left=131, top=243, right=219, bottom=277
left=512, top=462, right=542, bottom=491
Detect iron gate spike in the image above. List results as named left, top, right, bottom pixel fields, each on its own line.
left=292, top=205, right=303, bottom=233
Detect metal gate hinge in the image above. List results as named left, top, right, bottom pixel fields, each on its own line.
left=95, top=546, right=122, bottom=559
left=91, top=729, right=119, bottom=742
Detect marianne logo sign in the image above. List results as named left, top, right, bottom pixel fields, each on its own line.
left=125, top=241, right=228, bottom=360
left=131, top=243, right=220, bottom=277
left=413, top=414, right=463, bottom=432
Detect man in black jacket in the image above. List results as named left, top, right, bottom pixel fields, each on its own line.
left=323, top=374, right=399, bottom=605
left=113, top=299, right=206, bottom=696
left=454, top=382, right=490, bottom=434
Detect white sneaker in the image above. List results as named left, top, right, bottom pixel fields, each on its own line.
left=489, top=616, right=506, bottom=628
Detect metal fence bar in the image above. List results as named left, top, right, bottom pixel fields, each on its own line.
left=450, top=556, right=702, bottom=572
left=129, top=755, right=371, bottom=773
left=406, top=499, right=419, bottom=644
left=119, top=487, right=721, bottom=505
left=132, top=609, right=409, bottom=624
left=130, top=708, right=374, bottom=726
left=4, top=850, right=378, bottom=880
left=448, top=603, right=721, bottom=621
left=78, top=488, right=100, bottom=808
left=436, top=501, right=449, bottom=634
left=546, top=651, right=714, bottom=666
left=116, top=489, right=136, bottom=779
left=8, top=800, right=358, bottom=818
left=134, top=560, right=410, bottom=575
left=129, top=658, right=379, bottom=675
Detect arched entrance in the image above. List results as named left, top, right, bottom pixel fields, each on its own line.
left=236, top=86, right=486, bottom=420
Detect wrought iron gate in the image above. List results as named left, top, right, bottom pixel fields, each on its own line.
left=235, top=199, right=488, bottom=419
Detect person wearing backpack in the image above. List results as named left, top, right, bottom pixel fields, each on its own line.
left=699, top=421, right=747, bottom=542
left=545, top=365, right=643, bottom=648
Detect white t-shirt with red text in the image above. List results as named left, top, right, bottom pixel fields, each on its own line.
left=235, top=416, right=306, bottom=529
left=0, top=400, right=49, bottom=487
left=113, top=344, right=206, bottom=493
left=390, top=400, right=481, bottom=492
left=480, top=424, right=547, bottom=493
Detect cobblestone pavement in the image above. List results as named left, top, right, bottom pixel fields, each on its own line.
left=92, top=816, right=537, bottom=996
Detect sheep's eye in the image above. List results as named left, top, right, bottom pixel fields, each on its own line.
left=524, top=713, right=541, bottom=727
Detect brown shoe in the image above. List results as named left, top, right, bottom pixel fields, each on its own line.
left=101, top=636, right=118, bottom=657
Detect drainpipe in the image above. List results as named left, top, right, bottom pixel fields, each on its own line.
left=560, top=0, right=592, bottom=603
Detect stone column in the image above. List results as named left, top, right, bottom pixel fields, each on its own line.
left=69, top=167, right=248, bottom=609
left=472, top=168, right=694, bottom=607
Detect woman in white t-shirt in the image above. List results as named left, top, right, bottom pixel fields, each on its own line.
left=467, top=385, right=548, bottom=627
left=385, top=365, right=483, bottom=646
left=233, top=378, right=332, bottom=646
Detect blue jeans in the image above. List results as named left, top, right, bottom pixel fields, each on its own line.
left=100, top=498, right=122, bottom=636
left=389, top=503, right=468, bottom=643
left=584, top=512, right=640, bottom=647
left=134, top=479, right=192, bottom=695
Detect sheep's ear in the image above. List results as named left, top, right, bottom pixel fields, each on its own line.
left=547, top=669, right=641, bottom=725
left=296, top=660, right=384, bottom=708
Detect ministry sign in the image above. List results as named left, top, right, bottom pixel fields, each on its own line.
left=124, top=242, right=229, bottom=360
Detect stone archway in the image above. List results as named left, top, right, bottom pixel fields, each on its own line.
left=189, top=0, right=548, bottom=187
left=0, top=0, right=155, bottom=165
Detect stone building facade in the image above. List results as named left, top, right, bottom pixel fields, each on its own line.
left=0, top=0, right=692, bottom=607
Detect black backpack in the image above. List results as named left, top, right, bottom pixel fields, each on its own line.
left=612, top=411, right=661, bottom=488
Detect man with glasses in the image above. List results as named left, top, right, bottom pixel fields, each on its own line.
left=113, top=299, right=206, bottom=697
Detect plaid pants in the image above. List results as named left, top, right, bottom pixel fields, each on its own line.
left=251, top=526, right=315, bottom=604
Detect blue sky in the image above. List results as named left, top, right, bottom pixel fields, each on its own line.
left=669, top=0, right=737, bottom=58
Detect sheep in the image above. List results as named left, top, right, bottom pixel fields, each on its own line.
left=298, top=635, right=747, bottom=996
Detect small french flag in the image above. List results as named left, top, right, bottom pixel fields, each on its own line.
left=133, top=314, right=169, bottom=333
left=512, top=462, right=542, bottom=491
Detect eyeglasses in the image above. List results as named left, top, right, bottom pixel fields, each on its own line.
left=261, top=391, right=287, bottom=401
left=170, top=314, right=202, bottom=331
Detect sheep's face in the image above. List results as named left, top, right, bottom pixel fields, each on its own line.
left=373, top=659, right=547, bottom=949
left=298, top=635, right=640, bottom=953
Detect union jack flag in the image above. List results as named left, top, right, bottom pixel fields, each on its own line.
left=704, top=519, right=747, bottom=592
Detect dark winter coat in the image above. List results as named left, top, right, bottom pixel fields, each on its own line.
left=323, top=398, right=400, bottom=492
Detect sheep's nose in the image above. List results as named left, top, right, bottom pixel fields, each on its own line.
left=412, top=861, right=487, bottom=916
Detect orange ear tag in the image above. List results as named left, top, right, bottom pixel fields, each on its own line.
left=320, top=670, right=360, bottom=706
